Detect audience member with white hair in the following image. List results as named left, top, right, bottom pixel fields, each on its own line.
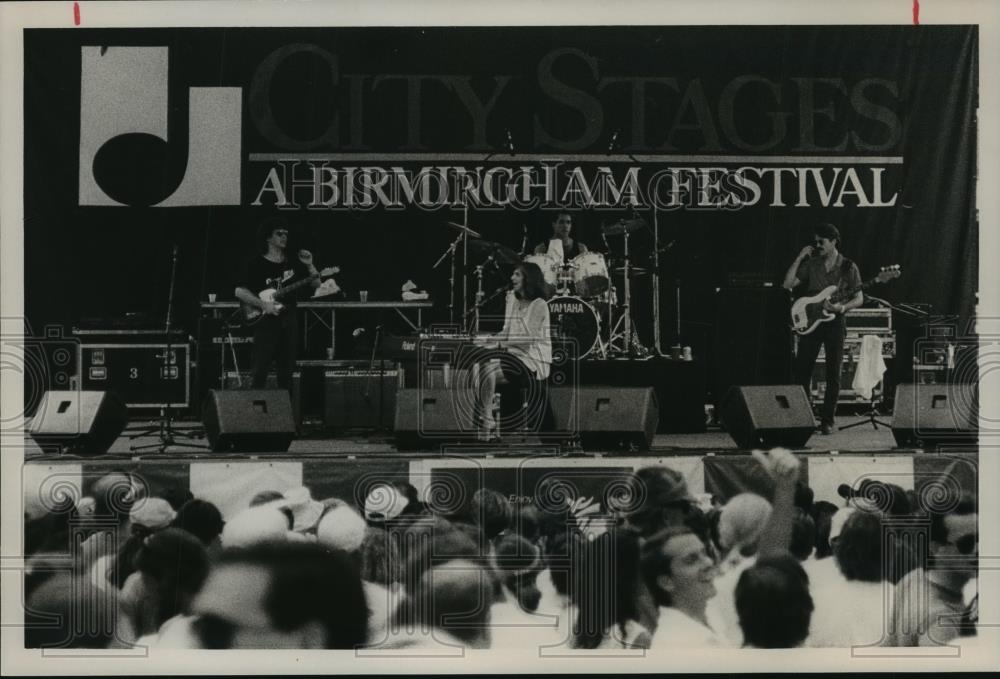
left=705, top=493, right=773, bottom=646
left=221, top=505, right=294, bottom=548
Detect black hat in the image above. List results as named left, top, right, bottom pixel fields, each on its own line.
left=837, top=479, right=911, bottom=516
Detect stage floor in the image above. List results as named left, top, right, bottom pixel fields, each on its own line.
left=22, top=417, right=904, bottom=460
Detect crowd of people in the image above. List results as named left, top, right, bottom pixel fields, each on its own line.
left=23, top=450, right=979, bottom=652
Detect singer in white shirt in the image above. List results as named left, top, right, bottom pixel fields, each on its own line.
left=474, top=262, right=554, bottom=439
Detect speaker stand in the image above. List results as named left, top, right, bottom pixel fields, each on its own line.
left=838, top=397, right=891, bottom=432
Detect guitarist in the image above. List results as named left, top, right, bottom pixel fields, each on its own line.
left=235, top=220, right=321, bottom=391
left=782, top=223, right=863, bottom=434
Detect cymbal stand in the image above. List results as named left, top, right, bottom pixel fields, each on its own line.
left=651, top=209, right=667, bottom=356
left=604, top=230, right=634, bottom=357
left=462, top=205, right=470, bottom=327
left=470, top=261, right=487, bottom=335
left=623, top=227, right=633, bottom=353
left=432, top=232, right=464, bottom=325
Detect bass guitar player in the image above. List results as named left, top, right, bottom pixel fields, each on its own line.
left=782, top=223, right=863, bottom=435
left=235, top=220, right=322, bottom=392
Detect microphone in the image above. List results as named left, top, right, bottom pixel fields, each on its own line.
left=607, top=129, right=620, bottom=154
left=352, top=327, right=366, bottom=338
left=520, top=224, right=528, bottom=255
left=505, top=129, right=515, bottom=156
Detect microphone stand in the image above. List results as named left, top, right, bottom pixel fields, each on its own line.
left=363, top=325, right=387, bottom=427
left=462, top=256, right=506, bottom=335
left=220, top=308, right=244, bottom=389
left=131, top=244, right=209, bottom=452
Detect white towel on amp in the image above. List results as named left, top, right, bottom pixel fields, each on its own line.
left=852, top=334, right=886, bottom=400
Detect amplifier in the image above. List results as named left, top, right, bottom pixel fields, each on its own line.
left=806, top=333, right=896, bottom=361
left=196, top=315, right=255, bottom=396
left=324, top=367, right=401, bottom=429
left=77, top=343, right=191, bottom=408
left=844, top=308, right=892, bottom=332
left=811, top=359, right=890, bottom=405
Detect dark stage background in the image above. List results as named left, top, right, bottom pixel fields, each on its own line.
left=23, top=26, right=978, bottom=399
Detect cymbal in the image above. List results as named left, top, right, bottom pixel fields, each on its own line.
left=467, top=238, right=519, bottom=264
left=445, top=221, right=482, bottom=238
left=601, top=218, right=647, bottom=236
left=612, top=266, right=649, bottom=276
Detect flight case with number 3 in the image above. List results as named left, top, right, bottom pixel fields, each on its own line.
left=77, top=341, right=191, bottom=409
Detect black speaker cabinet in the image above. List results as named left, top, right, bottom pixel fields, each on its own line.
left=891, top=383, right=978, bottom=448
left=394, top=388, right=477, bottom=450
left=550, top=387, right=659, bottom=451
left=28, top=390, right=128, bottom=455
left=324, top=367, right=399, bottom=429
left=202, top=389, right=296, bottom=452
left=721, top=385, right=815, bottom=449
left=713, top=288, right=794, bottom=406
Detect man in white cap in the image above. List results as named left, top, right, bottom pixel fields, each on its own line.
left=316, top=501, right=401, bottom=642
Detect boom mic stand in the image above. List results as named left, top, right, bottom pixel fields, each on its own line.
left=131, top=244, right=209, bottom=452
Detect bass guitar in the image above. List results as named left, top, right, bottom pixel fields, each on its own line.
left=790, top=265, right=901, bottom=336
left=241, top=266, right=339, bottom=326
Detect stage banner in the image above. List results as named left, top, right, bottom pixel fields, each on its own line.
left=302, top=457, right=411, bottom=511
left=409, top=454, right=705, bottom=533
left=22, top=25, right=978, bottom=350
left=188, top=461, right=302, bottom=520
left=19, top=452, right=978, bottom=525
left=702, top=454, right=809, bottom=502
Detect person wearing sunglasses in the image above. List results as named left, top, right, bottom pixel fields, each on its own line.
left=235, top=219, right=321, bottom=391
left=885, top=492, right=978, bottom=646
left=782, top=222, right=864, bottom=435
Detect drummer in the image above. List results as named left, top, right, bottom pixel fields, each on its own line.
left=534, top=211, right=590, bottom=261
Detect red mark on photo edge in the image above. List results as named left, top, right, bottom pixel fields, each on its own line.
left=913, top=0, right=920, bottom=26
left=73, top=2, right=81, bottom=26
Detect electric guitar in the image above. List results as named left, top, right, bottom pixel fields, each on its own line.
left=241, top=266, right=339, bottom=326
left=790, top=265, right=901, bottom=336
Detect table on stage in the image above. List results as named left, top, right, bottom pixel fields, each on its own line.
left=200, top=300, right=434, bottom=357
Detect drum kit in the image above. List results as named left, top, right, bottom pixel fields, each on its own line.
left=435, top=216, right=659, bottom=360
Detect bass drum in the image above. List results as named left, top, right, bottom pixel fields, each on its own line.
left=546, top=295, right=600, bottom=359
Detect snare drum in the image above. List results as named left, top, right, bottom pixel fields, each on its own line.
left=547, top=295, right=600, bottom=359
left=571, top=252, right=610, bottom=298
left=556, top=262, right=576, bottom=293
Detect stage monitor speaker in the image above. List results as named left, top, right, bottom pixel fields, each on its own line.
left=550, top=387, right=658, bottom=451
left=891, top=383, right=978, bottom=448
left=394, top=388, right=477, bottom=450
left=202, top=389, right=295, bottom=452
left=28, top=390, right=128, bottom=455
left=721, top=385, right=815, bottom=449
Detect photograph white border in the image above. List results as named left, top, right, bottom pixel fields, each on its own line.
left=2, top=0, right=998, bottom=674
